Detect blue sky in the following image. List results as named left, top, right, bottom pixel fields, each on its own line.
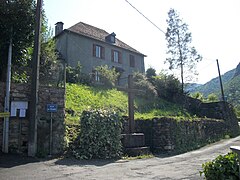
left=44, top=0, right=240, bottom=84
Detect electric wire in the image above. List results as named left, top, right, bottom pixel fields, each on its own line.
left=124, top=0, right=166, bottom=35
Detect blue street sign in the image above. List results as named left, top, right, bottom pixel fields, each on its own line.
left=47, top=104, right=58, bottom=113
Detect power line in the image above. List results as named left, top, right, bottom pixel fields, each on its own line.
left=124, top=0, right=166, bottom=35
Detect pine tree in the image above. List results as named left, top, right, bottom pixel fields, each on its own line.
left=165, top=8, right=202, bottom=93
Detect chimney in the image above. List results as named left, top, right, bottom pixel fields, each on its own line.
left=55, top=22, right=64, bottom=36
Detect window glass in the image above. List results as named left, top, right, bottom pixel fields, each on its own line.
left=96, top=45, right=101, bottom=58
left=113, top=51, right=119, bottom=63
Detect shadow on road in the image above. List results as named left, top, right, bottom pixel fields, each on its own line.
left=54, top=156, right=117, bottom=167
left=0, top=152, right=39, bottom=168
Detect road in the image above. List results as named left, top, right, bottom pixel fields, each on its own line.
left=1, top=136, right=240, bottom=180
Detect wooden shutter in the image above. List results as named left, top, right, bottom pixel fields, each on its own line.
left=111, top=50, right=114, bottom=62
left=119, top=52, right=122, bottom=64
left=101, top=46, right=105, bottom=59
left=130, top=55, right=135, bottom=67
left=93, top=44, right=96, bottom=57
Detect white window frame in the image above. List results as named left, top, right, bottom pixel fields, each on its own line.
left=95, top=71, right=100, bottom=82
left=113, top=51, right=119, bottom=63
left=95, top=45, right=101, bottom=58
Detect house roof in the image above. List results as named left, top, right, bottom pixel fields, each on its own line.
left=63, top=22, right=146, bottom=56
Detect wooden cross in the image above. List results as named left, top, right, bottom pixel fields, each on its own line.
left=117, top=74, right=143, bottom=134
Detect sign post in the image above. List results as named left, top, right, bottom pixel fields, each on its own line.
left=46, top=104, right=57, bottom=156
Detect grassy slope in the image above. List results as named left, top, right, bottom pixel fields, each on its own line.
left=66, top=83, right=188, bottom=124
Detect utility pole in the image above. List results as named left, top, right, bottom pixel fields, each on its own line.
left=128, top=75, right=135, bottom=133
left=28, top=0, right=42, bottom=157
left=2, top=35, right=12, bottom=153
left=216, top=59, right=225, bottom=102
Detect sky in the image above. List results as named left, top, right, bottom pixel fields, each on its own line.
left=44, top=0, right=240, bottom=84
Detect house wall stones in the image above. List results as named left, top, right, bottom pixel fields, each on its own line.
left=0, top=82, right=65, bottom=155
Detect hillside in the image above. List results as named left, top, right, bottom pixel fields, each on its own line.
left=188, top=68, right=235, bottom=96
left=65, top=83, right=189, bottom=124
left=188, top=62, right=240, bottom=108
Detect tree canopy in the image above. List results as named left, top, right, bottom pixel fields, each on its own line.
left=0, top=0, right=35, bottom=81
left=165, top=8, right=202, bottom=93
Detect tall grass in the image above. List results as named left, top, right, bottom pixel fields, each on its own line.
left=66, top=83, right=191, bottom=124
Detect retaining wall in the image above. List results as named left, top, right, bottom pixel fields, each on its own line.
left=0, top=82, right=65, bottom=155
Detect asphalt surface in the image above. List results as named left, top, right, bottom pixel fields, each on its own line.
left=1, top=136, right=240, bottom=180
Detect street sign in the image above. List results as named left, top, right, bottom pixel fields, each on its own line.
left=0, top=112, right=10, bottom=118
left=46, top=104, right=58, bottom=113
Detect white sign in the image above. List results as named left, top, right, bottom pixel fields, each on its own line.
left=11, top=101, right=28, bottom=117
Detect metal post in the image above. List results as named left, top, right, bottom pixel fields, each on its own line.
left=28, top=0, right=42, bottom=157
left=2, top=37, right=12, bottom=153
left=49, top=112, right=53, bottom=156
left=216, top=59, right=225, bottom=102
left=128, top=75, right=135, bottom=133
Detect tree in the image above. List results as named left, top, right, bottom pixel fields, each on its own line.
left=133, top=72, right=157, bottom=99
left=153, top=72, right=181, bottom=101
left=146, top=67, right=156, bottom=84
left=0, top=0, right=35, bottom=81
left=165, top=8, right=202, bottom=93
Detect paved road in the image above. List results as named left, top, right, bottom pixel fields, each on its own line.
left=1, top=136, right=240, bottom=180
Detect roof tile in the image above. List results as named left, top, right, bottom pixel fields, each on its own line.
left=67, top=22, right=144, bottom=56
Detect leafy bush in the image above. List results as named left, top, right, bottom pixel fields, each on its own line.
left=72, top=109, right=123, bottom=159
left=200, top=152, right=239, bottom=179
left=207, top=93, right=219, bottom=102
left=146, top=67, right=157, bottom=84
left=133, top=72, right=157, bottom=99
left=94, top=65, right=119, bottom=87
left=191, top=92, right=204, bottom=101
left=153, top=72, right=182, bottom=101
left=66, top=62, right=92, bottom=85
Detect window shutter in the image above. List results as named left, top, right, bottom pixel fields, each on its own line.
left=111, top=50, right=114, bottom=62
left=119, top=52, right=122, bottom=64
left=130, top=55, right=135, bottom=67
left=93, top=44, right=96, bottom=57
left=101, top=47, right=105, bottom=59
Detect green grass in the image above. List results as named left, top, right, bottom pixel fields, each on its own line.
left=66, top=83, right=193, bottom=124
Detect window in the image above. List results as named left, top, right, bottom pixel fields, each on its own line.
left=92, top=70, right=100, bottom=82
left=93, top=44, right=105, bottom=59
left=129, top=55, right=135, bottom=67
left=111, top=50, right=122, bottom=63
left=110, top=36, right=115, bottom=43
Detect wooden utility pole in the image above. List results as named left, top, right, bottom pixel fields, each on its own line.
left=28, top=0, right=42, bottom=157
left=128, top=75, right=135, bottom=133
left=216, top=59, right=225, bottom=102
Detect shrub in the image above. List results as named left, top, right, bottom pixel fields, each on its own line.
left=200, top=152, right=239, bottom=179
left=72, top=109, right=123, bottom=159
left=207, top=93, right=219, bottom=102
left=153, top=72, right=182, bottom=101
left=133, top=72, right=157, bottom=99
left=66, top=62, right=92, bottom=85
left=94, top=65, right=119, bottom=87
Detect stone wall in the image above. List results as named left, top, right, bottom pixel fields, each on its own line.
left=134, top=118, right=230, bottom=153
left=174, top=95, right=239, bottom=136
left=0, top=82, right=65, bottom=155
left=123, top=101, right=239, bottom=153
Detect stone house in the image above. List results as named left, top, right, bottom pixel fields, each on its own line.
left=54, top=22, right=146, bottom=85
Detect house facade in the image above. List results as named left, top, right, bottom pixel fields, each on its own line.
left=55, top=22, right=145, bottom=85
